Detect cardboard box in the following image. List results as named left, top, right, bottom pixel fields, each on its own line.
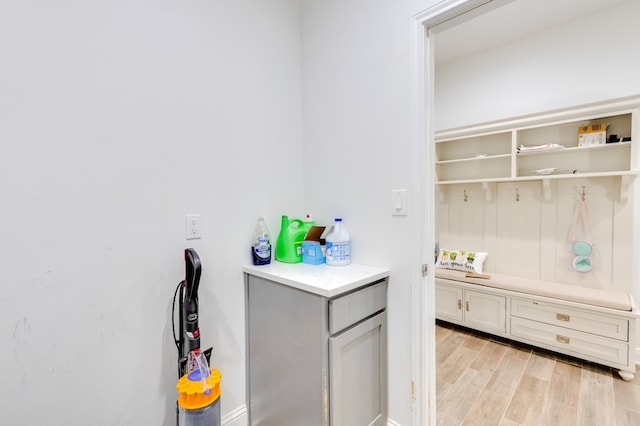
left=302, top=226, right=326, bottom=265
left=578, top=123, right=607, bottom=147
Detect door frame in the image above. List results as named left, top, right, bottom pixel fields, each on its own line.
left=409, top=1, right=497, bottom=425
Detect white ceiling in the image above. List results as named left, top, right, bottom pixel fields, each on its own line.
left=434, top=0, right=634, bottom=67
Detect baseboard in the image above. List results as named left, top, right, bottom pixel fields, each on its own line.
left=222, top=404, right=247, bottom=426
left=222, top=407, right=399, bottom=426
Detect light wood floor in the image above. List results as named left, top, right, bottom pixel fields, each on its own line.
left=436, top=321, right=640, bottom=426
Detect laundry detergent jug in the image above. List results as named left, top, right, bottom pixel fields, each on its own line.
left=275, top=215, right=307, bottom=263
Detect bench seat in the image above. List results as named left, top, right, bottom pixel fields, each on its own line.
left=435, top=269, right=634, bottom=311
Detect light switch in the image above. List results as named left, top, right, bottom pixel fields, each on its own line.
left=392, top=189, right=407, bottom=216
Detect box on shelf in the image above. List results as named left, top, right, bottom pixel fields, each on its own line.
left=302, top=226, right=326, bottom=265
left=578, top=123, right=607, bottom=147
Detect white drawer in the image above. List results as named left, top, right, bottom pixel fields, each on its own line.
left=511, top=317, right=629, bottom=366
left=329, top=280, right=387, bottom=334
left=510, top=298, right=629, bottom=341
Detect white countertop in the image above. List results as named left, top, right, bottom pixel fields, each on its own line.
left=243, top=262, right=390, bottom=298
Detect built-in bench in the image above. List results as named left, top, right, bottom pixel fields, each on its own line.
left=435, top=269, right=639, bottom=380
left=436, top=269, right=634, bottom=311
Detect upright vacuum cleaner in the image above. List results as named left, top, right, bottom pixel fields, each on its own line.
left=173, top=248, right=221, bottom=426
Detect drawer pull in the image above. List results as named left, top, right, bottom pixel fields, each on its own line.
left=556, top=335, right=570, bottom=344
left=457, top=299, right=462, bottom=310
left=465, top=301, right=470, bottom=312
left=556, top=313, right=570, bottom=322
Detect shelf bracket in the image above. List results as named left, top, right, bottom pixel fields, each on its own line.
left=542, top=179, right=551, bottom=201
left=482, top=181, right=492, bottom=202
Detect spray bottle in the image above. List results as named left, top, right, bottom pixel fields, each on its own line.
left=251, top=217, right=271, bottom=265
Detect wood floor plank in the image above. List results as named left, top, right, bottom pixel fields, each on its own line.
left=438, top=368, right=491, bottom=421
left=469, top=340, right=509, bottom=373
left=438, top=345, right=480, bottom=385
left=498, top=418, right=520, bottom=426
left=436, top=324, right=453, bottom=343
left=612, top=370, right=640, bottom=412
left=524, top=351, right=556, bottom=382
left=462, top=333, right=489, bottom=352
left=577, top=365, right=616, bottom=426
left=484, top=346, right=531, bottom=397
left=540, top=398, right=578, bottom=426
left=462, top=389, right=510, bottom=426
left=437, top=411, right=463, bottom=426
left=435, top=323, right=637, bottom=426
left=547, top=360, right=582, bottom=408
left=615, top=405, right=640, bottom=426
left=503, top=374, right=549, bottom=424
left=437, top=330, right=471, bottom=364
left=436, top=379, right=453, bottom=408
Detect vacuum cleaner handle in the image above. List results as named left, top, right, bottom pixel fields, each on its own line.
left=185, top=248, right=201, bottom=301
left=183, top=248, right=202, bottom=357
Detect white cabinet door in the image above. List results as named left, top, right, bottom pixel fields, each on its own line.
left=464, top=290, right=507, bottom=334
left=436, top=281, right=507, bottom=334
left=329, top=311, right=387, bottom=426
left=435, top=282, right=464, bottom=323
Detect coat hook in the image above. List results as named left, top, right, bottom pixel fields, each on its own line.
left=463, top=189, right=468, bottom=202
left=581, top=186, right=586, bottom=201
left=515, top=188, right=520, bottom=202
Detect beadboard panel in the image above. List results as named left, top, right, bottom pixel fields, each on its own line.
left=436, top=177, right=632, bottom=291
left=554, top=178, right=615, bottom=288
left=438, top=184, right=486, bottom=257
left=495, top=181, right=542, bottom=279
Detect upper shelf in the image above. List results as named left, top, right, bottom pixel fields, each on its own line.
left=435, top=97, right=640, bottom=185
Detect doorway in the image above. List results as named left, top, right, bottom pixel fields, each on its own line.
left=412, top=0, right=637, bottom=425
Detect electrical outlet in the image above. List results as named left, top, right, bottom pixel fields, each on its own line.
left=185, top=214, right=201, bottom=239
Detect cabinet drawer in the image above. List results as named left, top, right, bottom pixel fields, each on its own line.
left=511, top=298, right=629, bottom=341
left=329, top=280, right=387, bottom=334
left=511, top=317, right=629, bottom=366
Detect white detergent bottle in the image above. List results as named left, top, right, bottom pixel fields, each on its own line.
left=325, top=218, right=351, bottom=266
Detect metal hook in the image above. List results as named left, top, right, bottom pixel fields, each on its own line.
left=515, top=188, right=520, bottom=202
left=463, top=190, right=468, bottom=202
left=581, top=186, right=586, bottom=201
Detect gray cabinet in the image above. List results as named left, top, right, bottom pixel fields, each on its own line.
left=245, top=271, right=388, bottom=426
left=329, top=311, right=386, bottom=426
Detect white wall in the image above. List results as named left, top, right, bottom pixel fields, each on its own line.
left=0, top=1, right=303, bottom=424
left=435, top=0, right=640, bottom=130
left=300, top=1, right=439, bottom=424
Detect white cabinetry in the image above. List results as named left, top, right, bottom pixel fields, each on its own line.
left=435, top=277, right=637, bottom=381
left=435, top=98, right=639, bottom=185
left=435, top=282, right=506, bottom=334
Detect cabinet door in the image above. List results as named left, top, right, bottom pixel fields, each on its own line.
left=435, top=282, right=463, bottom=323
left=464, top=290, right=506, bottom=334
left=329, top=311, right=387, bottom=426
